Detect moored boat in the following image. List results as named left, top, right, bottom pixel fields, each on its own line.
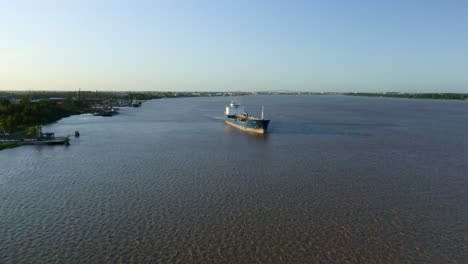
left=132, top=99, right=142, bottom=107
left=93, top=106, right=119, bottom=116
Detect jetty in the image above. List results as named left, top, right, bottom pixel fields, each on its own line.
left=0, top=126, right=69, bottom=146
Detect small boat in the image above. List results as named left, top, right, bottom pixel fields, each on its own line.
left=93, top=106, right=119, bottom=116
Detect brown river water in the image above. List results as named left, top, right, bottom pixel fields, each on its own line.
left=0, top=95, right=466, bottom=263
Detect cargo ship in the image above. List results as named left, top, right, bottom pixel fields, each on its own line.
left=224, top=100, right=270, bottom=134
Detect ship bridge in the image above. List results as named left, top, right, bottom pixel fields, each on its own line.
left=225, top=101, right=245, bottom=116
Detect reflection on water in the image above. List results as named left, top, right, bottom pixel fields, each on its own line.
left=0, top=96, right=466, bottom=263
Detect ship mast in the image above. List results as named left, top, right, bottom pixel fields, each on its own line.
left=261, top=106, right=264, bottom=120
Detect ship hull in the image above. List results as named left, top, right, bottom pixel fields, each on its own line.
left=225, top=117, right=270, bottom=134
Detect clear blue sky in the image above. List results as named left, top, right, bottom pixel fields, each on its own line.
left=1, top=0, right=467, bottom=92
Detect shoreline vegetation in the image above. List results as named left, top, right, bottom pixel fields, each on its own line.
left=1, top=90, right=466, bottom=151
left=0, top=91, right=247, bottom=151
left=0, top=91, right=247, bottom=132
left=0, top=143, right=17, bottom=151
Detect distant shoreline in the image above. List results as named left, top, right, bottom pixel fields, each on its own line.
left=1, top=90, right=467, bottom=101
left=254, top=92, right=468, bottom=100
left=341, top=92, right=467, bottom=101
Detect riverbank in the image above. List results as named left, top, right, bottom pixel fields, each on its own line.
left=0, top=98, right=81, bottom=133
left=0, top=143, right=18, bottom=151
left=0, top=100, right=82, bottom=151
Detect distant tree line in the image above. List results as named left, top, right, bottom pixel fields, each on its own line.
left=345, top=93, right=468, bottom=100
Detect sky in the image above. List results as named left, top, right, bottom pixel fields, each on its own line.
left=0, top=0, right=467, bottom=92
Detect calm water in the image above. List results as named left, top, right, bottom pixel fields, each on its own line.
left=0, top=95, right=466, bottom=263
